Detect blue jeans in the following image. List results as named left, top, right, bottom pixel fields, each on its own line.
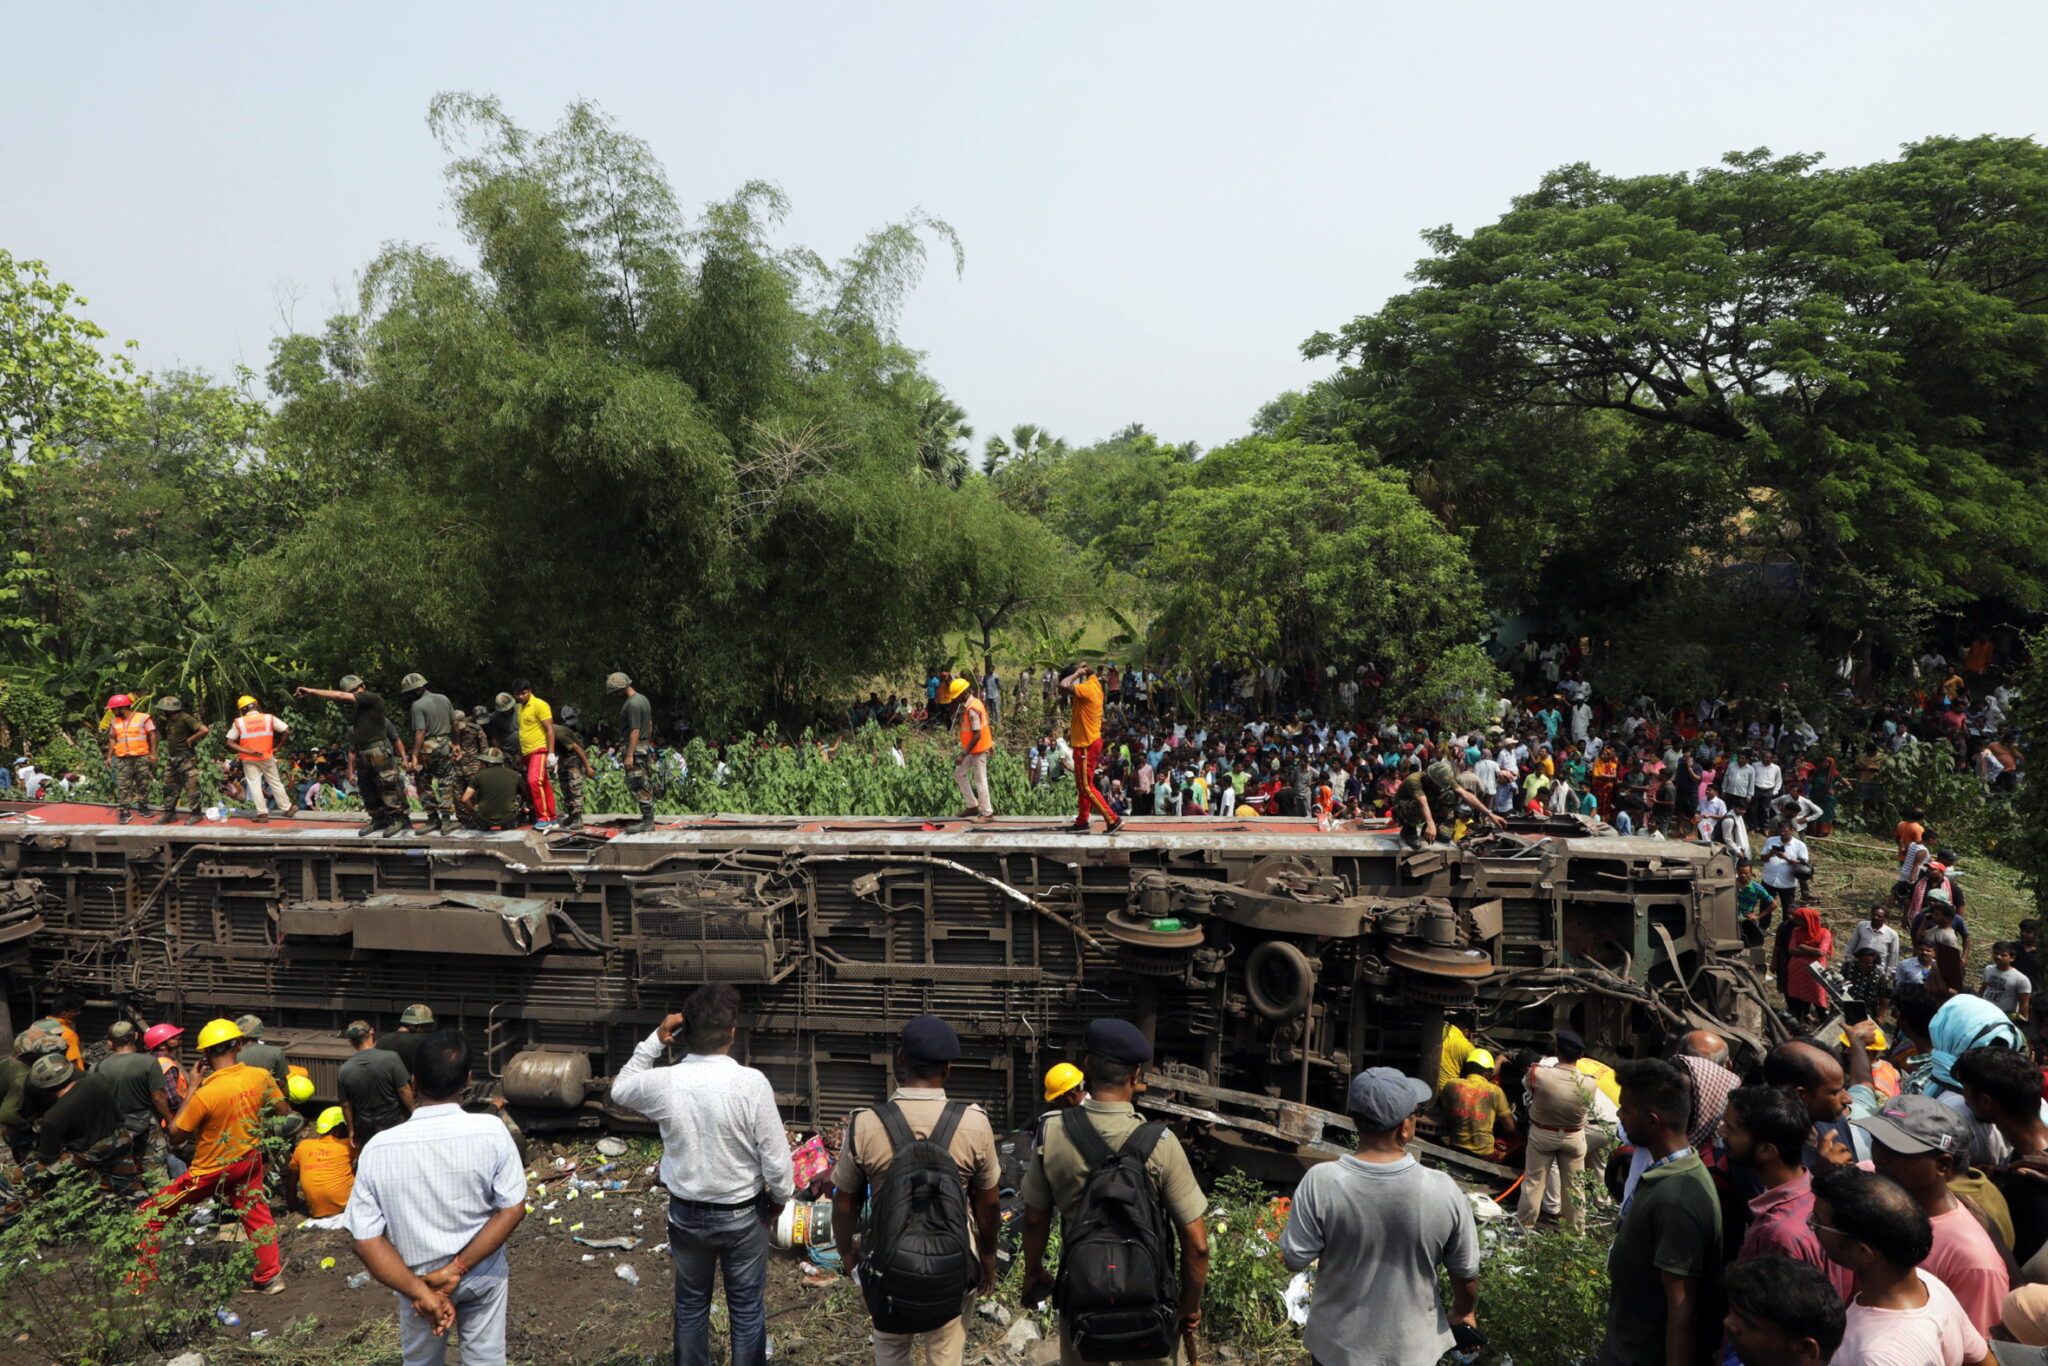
left=668, top=1199, right=770, bottom=1366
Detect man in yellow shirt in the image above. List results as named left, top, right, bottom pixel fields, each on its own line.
left=137, top=1018, right=289, bottom=1292
left=287, top=1107, right=356, bottom=1217
left=511, top=678, right=557, bottom=827
left=1057, top=663, right=1121, bottom=834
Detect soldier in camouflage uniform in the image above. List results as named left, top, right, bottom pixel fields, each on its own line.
left=399, top=672, right=461, bottom=835
left=102, top=693, right=158, bottom=823
left=552, top=706, right=593, bottom=830
left=453, top=705, right=491, bottom=827
left=154, top=696, right=212, bottom=825
left=607, top=671, right=658, bottom=833
left=26, top=1055, right=147, bottom=1204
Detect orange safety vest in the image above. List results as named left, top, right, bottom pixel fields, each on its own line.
left=958, top=696, right=993, bottom=755
left=234, top=711, right=277, bottom=760
left=110, top=713, right=152, bottom=757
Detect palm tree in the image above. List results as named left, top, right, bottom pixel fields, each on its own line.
left=899, top=377, right=974, bottom=488
left=981, top=422, right=1065, bottom=476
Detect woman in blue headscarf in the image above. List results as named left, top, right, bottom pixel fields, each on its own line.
left=1923, top=991, right=2026, bottom=1095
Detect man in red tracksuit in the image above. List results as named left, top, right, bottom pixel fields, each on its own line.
left=1059, top=663, right=1121, bottom=835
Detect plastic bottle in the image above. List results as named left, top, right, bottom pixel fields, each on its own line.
left=346, top=1272, right=372, bottom=1290
left=215, top=1308, right=242, bottom=1327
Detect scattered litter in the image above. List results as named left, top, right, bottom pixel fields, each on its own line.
left=319, top=1257, right=337, bottom=1270
left=215, top=1307, right=242, bottom=1327
left=580, top=1254, right=596, bottom=1263
left=631, top=1207, right=643, bottom=1220
left=346, top=1272, right=372, bottom=1291
left=555, top=1156, right=571, bottom=1170
left=1000, top=1319, right=1041, bottom=1349
left=1284, top=1270, right=1314, bottom=1325
left=298, top=1213, right=349, bottom=1231
left=977, top=1300, right=1013, bottom=1327
left=569, top=1222, right=584, bottom=1231
left=548, top=1218, right=562, bottom=1226
left=250, top=1329, right=270, bottom=1342
left=799, top=1262, right=836, bottom=1287
left=615, top=1263, right=640, bottom=1287
left=573, top=1235, right=640, bottom=1250
left=1467, top=1192, right=1510, bottom=1221
left=597, top=1137, right=628, bottom=1157
left=542, top=1201, right=559, bottom=1211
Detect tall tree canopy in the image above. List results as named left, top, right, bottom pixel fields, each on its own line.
left=246, top=95, right=1039, bottom=731
left=1306, top=136, right=2048, bottom=672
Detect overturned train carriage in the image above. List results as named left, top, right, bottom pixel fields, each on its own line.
left=0, top=807, right=1775, bottom=1168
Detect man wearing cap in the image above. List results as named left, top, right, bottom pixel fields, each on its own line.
left=93, top=1020, right=174, bottom=1186
left=611, top=983, right=792, bottom=1366
left=153, top=695, right=211, bottom=825
left=1019, top=1019, right=1208, bottom=1365
left=235, top=1015, right=291, bottom=1088
left=1602, top=1058, right=1723, bottom=1366
left=1281, top=1067, right=1480, bottom=1366
left=103, top=693, right=158, bottom=823
left=609, top=672, right=657, bottom=833
left=1856, top=1093, right=2009, bottom=1334
left=0, top=1032, right=45, bottom=1159
left=401, top=673, right=459, bottom=836
left=452, top=705, right=491, bottom=826
left=226, top=695, right=293, bottom=822
left=138, top=1018, right=290, bottom=1293
left=510, top=678, right=557, bottom=828
left=286, top=1107, right=355, bottom=1217
left=1519, top=1030, right=1596, bottom=1230
left=461, top=749, right=523, bottom=830
left=296, top=676, right=412, bottom=837
left=831, top=1015, right=1001, bottom=1366
left=378, top=1004, right=437, bottom=1080
left=237, top=1015, right=297, bottom=1207
left=26, top=1053, right=143, bottom=1198
left=952, top=678, right=995, bottom=823
left=340, top=1021, right=416, bottom=1145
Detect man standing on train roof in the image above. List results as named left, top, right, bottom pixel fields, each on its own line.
left=153, top=696, right=210, bottom=825
left=226, top=695, right=292, bottom=823
left=608, top=672, right=657, bottom=834
left=103, top=693, right=157, bottom=824
left=294, top=676, right=413, bottom=837
left=401, top=672, right=459, bottom=836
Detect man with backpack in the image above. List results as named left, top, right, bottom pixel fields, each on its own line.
left=1018, top=1019, right=1209, bottom=1366
left=829, top=1015, right=1001, bottom=1366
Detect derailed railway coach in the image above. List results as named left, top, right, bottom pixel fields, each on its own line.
left=0, top=801, right=1780, bottom=1171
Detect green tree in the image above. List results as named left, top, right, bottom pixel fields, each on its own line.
left=1307, top=137, right=2048, bottom=660
left=1150, top=439, right=1500, bottom=717
left=250, top=95, right=976, bottom=734
left=938, top=482, right=1086, bottom=678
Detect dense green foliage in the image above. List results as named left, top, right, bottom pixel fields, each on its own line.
left=1306, top=136, right=2048, bottom=684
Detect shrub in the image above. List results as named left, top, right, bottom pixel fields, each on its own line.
left=0, top=1167, right=253, bottom=1365
left=1469, top=1189, right=1613, bottom=1365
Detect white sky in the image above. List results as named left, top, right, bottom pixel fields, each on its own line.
left=7, top=2, right=2044, bottom=449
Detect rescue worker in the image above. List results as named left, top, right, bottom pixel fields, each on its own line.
left=377, top=1003, right=437, bottom=1078
left=49, top=991, right=85, bottom=1064
left=486, top=692, right=525, bottom=816
left=338, top=1020, right=414, bottom=1145
left=93, top=1020, right=174, bottom=1186
left=452, top=704, right=492, bottom=827
left=225, top=694, right=292, bottom=821
left=27, top=1053, right=143, bottom=1200
left=137, top=1017, right=289, bottom=1293
left=511, top=677, right=558, bottom=827
left=285, top=1106, right=355, bottom=1216
left=954, top=678, right=995, bottom=823
left=1395, top=755, right=1500, bottom=849
left=0, top=1030, right=56, bottom=1160
left=153, top=695, right=211, bottom=824
left=461, top=749, right=523, bottom=830
left=608, top=671, right=657, bottom=833
left=103, top=692, right=157, bottom=823
left=401, top=672, right=459, bottom=836
left=236, top=1014, right=296, bottom=1207
left=295, top=676, right=413, bottom=837
left=552, top=705, right=593, bottom=831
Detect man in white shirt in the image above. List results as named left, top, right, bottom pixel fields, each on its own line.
left=1760, top=821, right=1813, bottom=919
left=1751, top=752, right=1784, bottom=828
left=226, top=695, right=294, bottom=822
left=1723, top=752, right=1756, bottom=805
left=347, top=1031, right=527, bottom=1366
left=1845, top=906, right=1902, bottom=976
left=612, top=985, right=794, bottom=1366
left=1569, top=701, right=1592, bottom=743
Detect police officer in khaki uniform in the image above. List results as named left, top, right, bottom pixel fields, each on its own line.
left=830, top=1015, right=1001, bottom=1366
left=1019, top=1020, right=1210, bottom=1366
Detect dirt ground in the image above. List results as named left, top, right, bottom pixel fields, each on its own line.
left=108, top=1136, right=1015, bottom=1366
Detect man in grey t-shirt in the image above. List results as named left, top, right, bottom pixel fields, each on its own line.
left=1280, top=1068, right=1480, bottom=1365
left=1983, top=943, right=2033, bottom=1018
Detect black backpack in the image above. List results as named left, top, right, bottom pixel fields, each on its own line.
left=1052, top=1108, right=1181, bottom=1362
left=855, top=1101, right=978, bottom=1334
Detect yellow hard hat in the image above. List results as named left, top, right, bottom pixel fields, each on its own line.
left=315, top=1105, right=346, bottom=1135
left=194, top=1018, right=244, bottom=1052
left=1467, top=1049, right=1497, bottom=1071
left=1043, top=1062, right=1085, bottom=1102
left=941, top=677, right=970, bottom=703
left=1234, top=805, right=1257, bottom=818
left=1839, top=1026, right=1890, bottom=1052
left=237, top=695, right=258, bottom=709
left=287, top=1074, right=316, bottom=1103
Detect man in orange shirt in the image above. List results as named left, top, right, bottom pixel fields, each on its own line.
left=952, top=679, right=995, bottom=823
left=1058, top=663, right=1121, bottom=834
left=136, top=1018, right=290, bottom=1292
left=287, top=1107, right=356, bottom=1217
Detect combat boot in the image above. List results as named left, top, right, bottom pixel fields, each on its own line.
left=183, top=811, right=204, bottom=825
left=116, top=808, right=131, bottom=825
left=379, top=817, right=413, bottom=838
left=157, top=809, right=179, bottom=825
left=560, top=816, right=583, bottom=831
left=355, top=817, right=381, bottom=838
left=628, top=814, right=655, bottom=834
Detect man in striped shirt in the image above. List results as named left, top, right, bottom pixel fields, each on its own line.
left=346, top=1031, right=526, bottom=1366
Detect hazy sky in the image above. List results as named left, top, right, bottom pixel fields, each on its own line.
left=8, top=3, right=2044, bottom=449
